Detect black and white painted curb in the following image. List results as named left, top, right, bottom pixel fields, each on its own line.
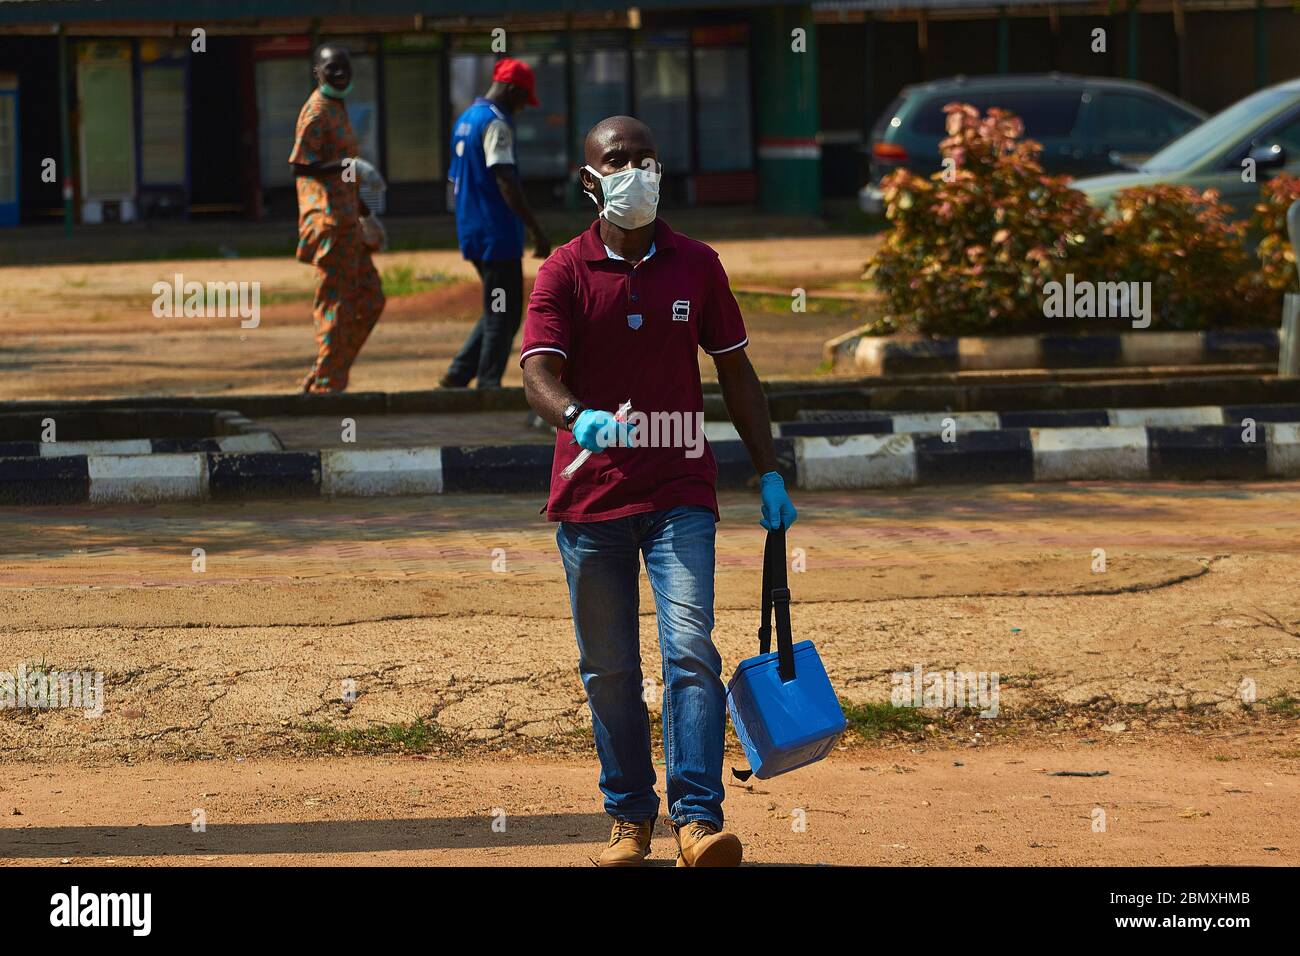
left=532, top=402, right=1300, bottom=446
left=0, top=433, right=281, bottom=458
left=2, top=423, right=1298, bottom=504
left=825, top=328, right=1279, bottom=375
left=796, top=423, right=1300, bottom=488
left=762, top=402, right=1300, bottom=437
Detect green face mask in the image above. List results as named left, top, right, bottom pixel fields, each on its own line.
left=320, top=81, right=353, bottom=99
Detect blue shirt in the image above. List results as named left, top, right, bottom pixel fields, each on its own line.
left=449, top=98, right=525, bottom=262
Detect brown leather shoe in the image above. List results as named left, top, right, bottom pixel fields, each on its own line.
left=597, top=818, right=653, bottom=867
left=670, top=820, right=743, bottom=867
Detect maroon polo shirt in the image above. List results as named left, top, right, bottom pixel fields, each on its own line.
left=520, top=218, right=749, bottom=523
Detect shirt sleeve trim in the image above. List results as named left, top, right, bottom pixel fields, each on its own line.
left=520, top=346, right=568, bottom=363
left=702, top=337, right=748, bottom=356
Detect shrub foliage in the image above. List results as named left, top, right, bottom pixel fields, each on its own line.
left=866, top=103, right=1298, bottom=336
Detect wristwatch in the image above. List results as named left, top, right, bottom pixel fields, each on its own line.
left=561, top=402, right=585, bottom=431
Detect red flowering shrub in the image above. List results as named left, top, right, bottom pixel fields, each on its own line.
left=1101, top=184, right=1252, bottom=329
left=1237, top=173, right=1300, bottom=312
left=866, top=103, right=1104, bottom=335
left=866, top=102, right=1286, bottom=335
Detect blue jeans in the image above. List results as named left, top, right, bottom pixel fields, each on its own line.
left=444, top=258, right=523, bottom=389
left=556, top=505, right=726, bottom=827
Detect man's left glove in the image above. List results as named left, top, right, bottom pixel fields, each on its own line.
left=759, top=471, right=797, bottom=530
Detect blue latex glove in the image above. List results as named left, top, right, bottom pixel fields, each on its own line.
left=759, top=471, right=797, bottom=530
left=573, top=408, right=638, bottom=453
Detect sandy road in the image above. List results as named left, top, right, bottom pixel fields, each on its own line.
left=1, top=481, right=1298, bottom=865
left=1, top=745, right=1294, bottom=867
left=0, top=235, right=876, bottom=399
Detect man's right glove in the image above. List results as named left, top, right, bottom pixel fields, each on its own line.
left=573, top=409, right=638, bottom=452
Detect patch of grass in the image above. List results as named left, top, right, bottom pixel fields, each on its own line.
left=1265, top=696, right=1299, bottom=716
left=841, top=700, right=929, bottom=739
left=254, top=266, right=455, bottom=307
left=380, top=264, right=454, bottom=297
left=733, top=290, right=865, bottom=317
left=257, top=288, right=313, bottom=306
left=296, top=717, right=449, bottom=755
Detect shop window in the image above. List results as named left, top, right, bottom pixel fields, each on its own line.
left=140, top=62, right=186, bottom=185
left=256, top=58, right=309, bottom=189
left=346, top=55, right=380, bottom=169
left=77, top=43, right=136, bottom=200
left=574, top=49, right=629, bottom=151
left=0, top=81, right=16, bottom=211
left=693, top=45, right=752, bottom=172
left=633, top=43, right=691, bottom=173
left=384, top=53, right=442, bottom=183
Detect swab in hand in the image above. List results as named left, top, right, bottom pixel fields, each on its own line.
left=561, top=399, right=633, bottom=479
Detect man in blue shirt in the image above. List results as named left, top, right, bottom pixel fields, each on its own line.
left=442, top=58, right=551, bottom=389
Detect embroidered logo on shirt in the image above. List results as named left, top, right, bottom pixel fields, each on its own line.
left=672, top=300, right=691, bottom=322
left=627, top=313, right=643, bottom=330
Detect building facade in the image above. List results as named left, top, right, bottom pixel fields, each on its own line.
left=0, top=0, right=1295, bottom=227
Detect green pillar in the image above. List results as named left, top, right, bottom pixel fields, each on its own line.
left=997, top=8, right=1010, bottom=74
left=1126, top=4, right=1139, bottom=80
left=752, top=4, right=820, bottom=216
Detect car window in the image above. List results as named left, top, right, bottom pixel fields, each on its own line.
left=1142, top=86, right=1297, bottom=173
left=911, top=90, right=1083, bottom=138
left=1097, top=93, right=1198, bottom=142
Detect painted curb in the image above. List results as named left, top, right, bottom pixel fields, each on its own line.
left=1, top=368, right=1281, bottom=426
left=786, top=403, right=1300, bottom=436
left=826, top=328, right=1280, bottom=375
left=1, top=424, right=1297, bottom=504
left=0, top=433, right=281, bottom=458
left=0, top=407, right=274, bottom=443
left=764, top=376, right=1300, bottom=421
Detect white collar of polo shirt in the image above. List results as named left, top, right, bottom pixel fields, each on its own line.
left=604, top=242, right=656, bottom=265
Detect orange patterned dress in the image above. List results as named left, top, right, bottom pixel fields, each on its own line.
left=289, top=88, right=385, bottom=392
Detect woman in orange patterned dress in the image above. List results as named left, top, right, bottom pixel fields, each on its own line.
left=289, top=44, right=385, bottom=393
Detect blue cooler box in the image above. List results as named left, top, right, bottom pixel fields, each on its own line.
left=728, top=640, right=846, bottom=779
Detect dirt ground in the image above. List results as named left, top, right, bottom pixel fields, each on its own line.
left=2, top=744, right=1293, bottom=867
left=0, top=235, right=877, bottom=400
left=1, top=481, right=1298, bottom=865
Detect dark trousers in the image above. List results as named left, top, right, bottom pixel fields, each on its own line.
left=445, top=257, right=524, bottom=389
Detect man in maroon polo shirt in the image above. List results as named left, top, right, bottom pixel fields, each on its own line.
left=520, top=116, right=797, bottom=867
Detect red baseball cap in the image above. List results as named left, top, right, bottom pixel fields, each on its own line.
left=493, top=57, right=540, bottom=107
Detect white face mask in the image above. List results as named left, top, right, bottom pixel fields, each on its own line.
left=583, top=161, right=661, bottom=229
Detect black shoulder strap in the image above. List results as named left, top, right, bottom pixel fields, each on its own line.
left=758, top=528, right=796, bottom=682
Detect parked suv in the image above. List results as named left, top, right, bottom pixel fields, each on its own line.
left=860, top=73, right=1204, bottom=214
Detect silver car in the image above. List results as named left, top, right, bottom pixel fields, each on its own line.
left=1076, top=77, right=1300, bottom=221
